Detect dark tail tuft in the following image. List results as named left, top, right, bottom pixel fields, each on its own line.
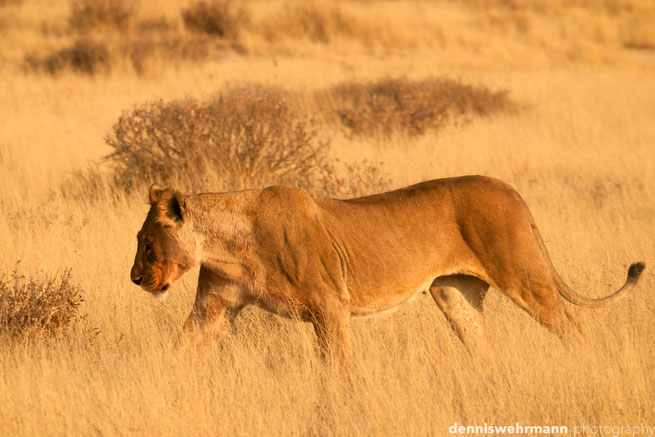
left=627, top=262, right=646, bottom=283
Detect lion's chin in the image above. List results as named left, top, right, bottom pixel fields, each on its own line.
left=143, top=282, right=171, bottom=301
left=151, top=290, right=169, bottom=302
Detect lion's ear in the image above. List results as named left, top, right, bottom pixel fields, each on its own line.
left=149, top=184, right=163, bottom=204
left=166, top=191, right=186, bottom=224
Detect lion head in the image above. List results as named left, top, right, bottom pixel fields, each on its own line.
left=130, top=184, right=199, bottom=300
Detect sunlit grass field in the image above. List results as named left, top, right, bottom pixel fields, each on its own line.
left=1, top=0, right=654, bottom=435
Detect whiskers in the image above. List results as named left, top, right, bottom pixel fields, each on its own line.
left=139, top=277, right=170, bottom=302
left=140, top=277, right=162, bottom=294
left=140, top=280, right=157, bottom=291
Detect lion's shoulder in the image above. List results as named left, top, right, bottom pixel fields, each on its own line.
left=259, top=185, right=314, bottom=202
left=249, top=186, right=325, bottom=236
left=254, top=185, right=320, bottom=217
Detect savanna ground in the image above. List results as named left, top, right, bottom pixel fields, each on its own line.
left=1, top=0, right=654, bottom=435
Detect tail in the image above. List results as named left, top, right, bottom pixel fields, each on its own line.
left=555, top=262, right=645, bottom=309
left=526, top=211, right=646, bottom=309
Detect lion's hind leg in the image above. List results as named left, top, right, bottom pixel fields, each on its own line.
left=497, top=276, right=583, bottom=345
left=430, top=275, right=490, bottom=353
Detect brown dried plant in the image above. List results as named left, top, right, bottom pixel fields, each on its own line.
left=104, top=86, right=390, bottom=199
left=319, top=77, right=516, bottom=137
left=182, top=0, right=250, bottom=39
left=69, top=0, right=134, bottom=32
left=0, top=267, right=85, bottom=342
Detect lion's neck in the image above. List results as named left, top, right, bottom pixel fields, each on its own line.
left=185, top=191, right=257, bottom=278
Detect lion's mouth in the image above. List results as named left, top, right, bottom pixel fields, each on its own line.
left=141, top=280, right=171, bottom=295
left=143, top=284, right=170, bottom=302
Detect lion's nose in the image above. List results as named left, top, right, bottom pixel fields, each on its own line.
left=130, top=265, right=142, bottom=285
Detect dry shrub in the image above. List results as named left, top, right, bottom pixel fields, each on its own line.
left=26, top=38, right=110, bottom=75
left=104, top=86, right=390, bottom=198
left=69, top=0, right=133, bottom=32
left=319, top=77, right=516, bottom=137
left=0, top=268, right=84, bottom=342
left=182, top=0, right=250, bottom=39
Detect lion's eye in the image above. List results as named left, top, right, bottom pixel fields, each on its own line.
left=144, top=243, right=153, bottom=254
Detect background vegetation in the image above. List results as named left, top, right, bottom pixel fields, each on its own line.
left=0, top=0, right=653, bottom=435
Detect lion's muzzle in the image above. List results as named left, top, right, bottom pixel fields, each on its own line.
left=130, top=265, right=142, bottom=285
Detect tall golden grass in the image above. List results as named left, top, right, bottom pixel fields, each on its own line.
left=1, top=0, right=654, bottom=435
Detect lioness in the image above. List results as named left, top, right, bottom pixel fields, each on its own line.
left=130, top=176, right=644, bottom=361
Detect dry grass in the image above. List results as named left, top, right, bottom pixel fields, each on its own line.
left=461, top=0, right=655, bottom=57
left=68, top=0, right=133, bottom=33
left=12, top=0, right=655, bottom=77
left=123, top=34, right=217, bottom=74
left=263, top=3, right=362, bottom=44
left=0, top=0, right=654, bottom=435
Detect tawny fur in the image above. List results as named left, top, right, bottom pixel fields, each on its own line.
left=130, top=176, right=645, bottom=361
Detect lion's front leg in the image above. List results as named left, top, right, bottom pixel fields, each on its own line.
left=309, top=293, right=353, bottom=366
left=311, top=311, right=353, bottom=366
left=181, top=266, right=242, bottom=346
left=182, top=296, right=227, bottom=342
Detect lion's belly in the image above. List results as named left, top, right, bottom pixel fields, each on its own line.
left=349, top=274, right=437, bottom=318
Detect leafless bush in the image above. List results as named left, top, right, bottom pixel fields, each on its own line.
left=182, top=0, right=250, bottom=39
left=318, top=77, right=516, bottom=137
left=69, top=0, right=133, bottom=32
left=26, top=38, right=110, bottom=75
left=103, top=86, right=390, bottom=199
left=0, top=268, right=85, bottom=342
